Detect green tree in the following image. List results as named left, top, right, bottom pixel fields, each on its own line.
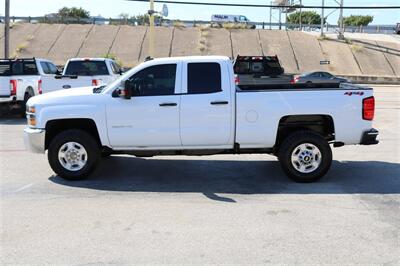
left=287, top=11, right=322, bottom=25
left=341, top=15, right=373, bottom=26
left=131, top=14, right=162, bottom=26
left=57, top=7, right=90, bottom=19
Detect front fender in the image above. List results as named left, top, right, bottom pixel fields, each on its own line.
left=36, top=104, right=110, bottom=147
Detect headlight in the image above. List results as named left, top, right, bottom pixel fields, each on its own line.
left=26, top=106, right=35, bottom=114
left=26, top=106, right=36, bottom=127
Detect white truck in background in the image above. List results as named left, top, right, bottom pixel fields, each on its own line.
left=0, top=58, right=57, bottom=115
left=43, top=58, right=122, bottom=94
left=24, top=56, right=379, bottom=183
left=0, top=58, right=122, bottom=115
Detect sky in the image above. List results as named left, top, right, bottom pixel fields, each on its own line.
left=0, top=0, right=399, bottom=25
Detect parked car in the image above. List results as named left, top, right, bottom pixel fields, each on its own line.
left=211, top=14, right=256, bottom=29
left=0, top=58, right=58, bottom=115
left=394, top=23, right=400, bottom=34
left=24, top=56, right=378, bottom=183
left=292, top=71, right=349, bottom=86
left=233, top=55, right=293, bottom=86
left=41, top=58, right=122, bottom=94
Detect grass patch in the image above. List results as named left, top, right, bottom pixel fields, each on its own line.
left=173, top=20, right=185, bottom=28
left=350, top=43, right=363, bottom=53
left=222, top=23, right=248, bottom=30
left=102, top=53, right=123, bottom=66
left=15, top=43, right=28, bottom=53
left=317, top=35, right=330, bottom=41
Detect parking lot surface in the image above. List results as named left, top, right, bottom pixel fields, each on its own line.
left=1, top=85, right=399, bottom=264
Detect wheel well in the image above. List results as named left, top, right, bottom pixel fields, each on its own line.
left=275, top=115, right=335, bottom=151
left=25, top=86, right=34, bottom=96
left=45, top=119, right=101, bottom=150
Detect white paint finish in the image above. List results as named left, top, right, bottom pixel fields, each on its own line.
left=106, top=95, right=182, bottom=147
left=27, top=87, right=111, bottom=147
left=41, top=58, right=121, bottom=94
left=236, top=87, right=373, bottom=147
left=179, top=61, right=234, bottom=146
left=105, top=62, right=183, bottom=148
left=26, top=56, right=375, bottom=153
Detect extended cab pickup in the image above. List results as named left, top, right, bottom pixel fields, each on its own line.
left=42, top=58, right=122, bottom=94
left=24, top=56, right=379, bottom=183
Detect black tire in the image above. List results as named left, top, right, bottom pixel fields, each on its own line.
left=48, top=129, right=100, bottom=180
left=20, top=91, right=33, bottom=117
left=278, top=130, right=332, bottom=183
left=305, top=81, right=313, bottom=88
left=101, top=150, right=112, bottom=158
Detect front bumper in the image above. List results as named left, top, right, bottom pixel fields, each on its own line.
left=24, top=127, right=46, bottom=153
left=360, top=128, right=379, bottom=145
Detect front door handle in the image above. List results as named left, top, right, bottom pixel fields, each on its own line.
left=210, top=101, right=229, bottom=105
left=159, top=103, right=177, bottom=107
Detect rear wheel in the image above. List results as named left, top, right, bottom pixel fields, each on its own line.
left=20, top=90, right=33, bottom=117
left=48, top=129, right=100, bottom=180
left=278, top=130, right=332, bottom=183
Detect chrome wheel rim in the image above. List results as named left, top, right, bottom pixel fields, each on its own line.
left=58, top=142, right=88, bottom=171
left=291, top=143, right=322, bottom=173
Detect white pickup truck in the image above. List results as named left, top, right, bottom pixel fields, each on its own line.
left=24, top=56, right=379, bottom=183
left=42, top=58, right=122, bottom=94
left=0, top=58, right=57, bottom=114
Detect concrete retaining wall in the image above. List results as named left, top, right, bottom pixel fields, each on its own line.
left=2, top=23, right=399, bottom=79
left=77, top=25, right=120, bottom=59
left=47, top=24, right=94, bottom=65
left=258, top=30, right=299, bottom=74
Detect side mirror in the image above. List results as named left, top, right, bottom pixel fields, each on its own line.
left=116, top=80, right=134, bottom=99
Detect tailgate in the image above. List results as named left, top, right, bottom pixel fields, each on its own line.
left=0, top=77, right=10, bottom=97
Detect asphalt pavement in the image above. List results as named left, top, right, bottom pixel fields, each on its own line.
left=1, top=85, right=399, bottom=265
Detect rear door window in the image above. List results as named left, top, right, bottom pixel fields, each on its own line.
left=0, top=62, right=12, bottom=76
left=46, top=62, right=59, bottom=74
left=40, top=62, right=50, bottom=74
left=187, top=63, right=221, bottom=94
left=64, top=61, right=109, bottom=76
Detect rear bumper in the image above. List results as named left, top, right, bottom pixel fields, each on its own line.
left=360, top=128, right=379, bottom=145
left=0, top=96, right=16, bottom=103
left=24, top=127, right=46, bottom=153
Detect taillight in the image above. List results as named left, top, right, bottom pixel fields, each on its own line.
left=38, top=79, right=42, bottom=94
left=362, top=96, right=375, bottom=120
left=234, top=75, right=240, bottom=85
left=10, top=80, right=17, bottom=96
left=92, top=79, right=98, bottom=86
left=290, top=77, right=299, bottom=84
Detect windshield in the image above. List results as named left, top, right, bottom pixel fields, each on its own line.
left=64, top=61, right=108, bottom=76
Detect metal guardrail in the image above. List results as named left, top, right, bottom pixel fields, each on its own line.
left=0, top=16, right=397, bottom=34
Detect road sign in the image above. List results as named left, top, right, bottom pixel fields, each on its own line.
left=162, top=4, right=169, bottom=17
left=320, top=60, right=331, bottom=65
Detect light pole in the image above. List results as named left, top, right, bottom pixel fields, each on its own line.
left=4, top=0, right=10, bottom=58
left=299, top=0, right=302, bottom=30
left=149, top=0, right=155, bottom=58
left=269, top=1, right=272, bottom=30
left=338, top=0, right=344, bottom=39
left=320, top=0, right=325, bottom=37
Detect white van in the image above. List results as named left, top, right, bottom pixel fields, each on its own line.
left=211, top=14, right=256, bottom=28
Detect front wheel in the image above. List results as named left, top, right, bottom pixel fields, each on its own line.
left=48, top=130, right=100, bottom=180
left=278, top=130, right=332, bottom=183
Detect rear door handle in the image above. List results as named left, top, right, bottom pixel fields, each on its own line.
left=210, top=101, right=229, bottom=105
left=159, top=103, right=177, bottom=107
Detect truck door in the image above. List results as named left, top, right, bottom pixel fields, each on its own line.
left=180, top=62, right=233, bottom=146
left=39, top=61, right=58, bottom=94
left=106, top=63, right=182, bottom=148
